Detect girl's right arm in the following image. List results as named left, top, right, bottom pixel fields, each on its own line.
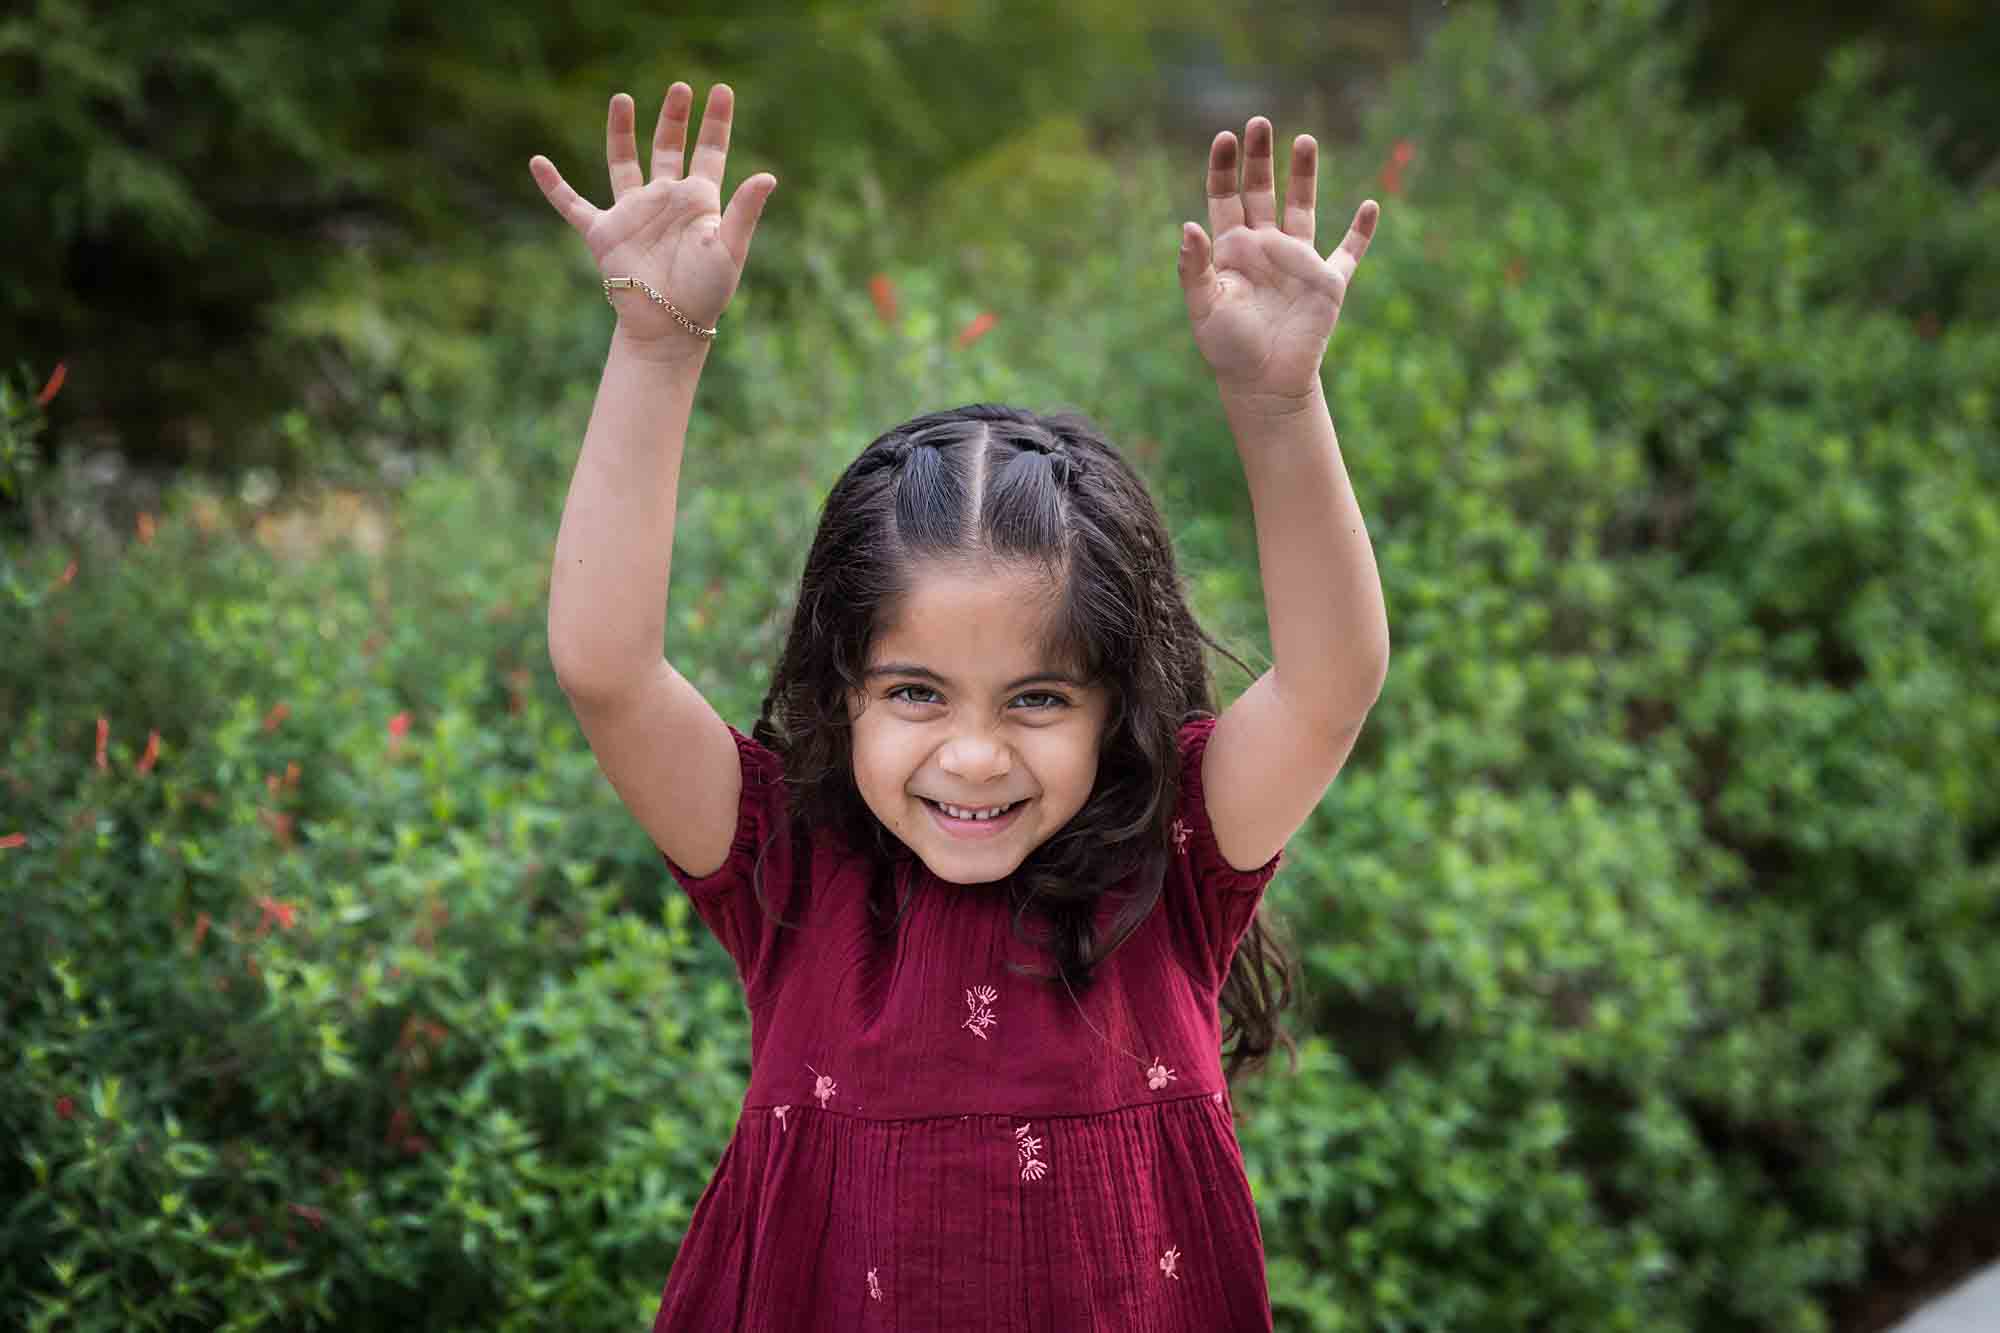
left=533, top=82, right=778, bottom=877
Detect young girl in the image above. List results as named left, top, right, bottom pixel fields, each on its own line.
left=533, top=81, right=1388, bottom=1332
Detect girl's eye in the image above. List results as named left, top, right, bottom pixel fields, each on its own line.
left=884, top=685, right=1068, bottom=711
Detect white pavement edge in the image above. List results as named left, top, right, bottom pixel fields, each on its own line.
left=1885, top=1263, right=2000, bottom=1333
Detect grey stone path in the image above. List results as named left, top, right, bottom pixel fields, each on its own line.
left=1887, top=1264, right=2000, bottom=1333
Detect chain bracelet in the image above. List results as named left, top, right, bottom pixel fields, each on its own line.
left=601, top=277, right=718, bottom=340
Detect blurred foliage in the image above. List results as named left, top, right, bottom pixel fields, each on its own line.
left=7, top=0, right=1991, bottom=485
left=5, top=0, right=2000, bottom=1329
left=0, top=0, right=1230, bottom=476
left=1675, top=0, right=1999, bottom=175
left=1, top=363, right=63, bottom=520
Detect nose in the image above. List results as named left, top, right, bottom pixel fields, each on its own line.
left=937, top=731, right=1013, bottom=785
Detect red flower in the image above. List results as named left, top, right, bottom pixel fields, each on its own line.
left=95, top=717, right=109, bottom=771
left=0, top=833, right=25, bottom=850
left=55, top=1095, right=75, bottom=1120
left=36, top=362, right=66, bottom=407
left=868, top=274, right=899, bottom=326
left=386, top=1104, right=414, bottom=1148
left=388, top=711, right=411, bottom=739
left=1379, top=138, right=1415, bottom=197
left=263, top=702, right=290, bottom=732
left=136, top=729, right=160, bottom=775
left=255, top=894, right=300, bottom=933
left=956, top=312, right=997, bottom=349
left=400, top=1014, right=449, bottom=1051
left=265, top=810, right=295, bottom=845
left=193, top=911, right=212, bottom=949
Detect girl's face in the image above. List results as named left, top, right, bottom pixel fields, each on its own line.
left=848, top=559, right=1111, bottom=885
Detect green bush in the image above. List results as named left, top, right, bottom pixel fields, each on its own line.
left=4, top=0, right=1998, bottom=1329
left=1212, top=4, right=2000, bottom=1329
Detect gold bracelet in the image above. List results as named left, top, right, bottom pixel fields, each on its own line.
left=601, top=277, right=718, bottom=340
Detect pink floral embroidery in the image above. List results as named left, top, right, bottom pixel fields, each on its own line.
left=866, top=1267, right=883, bottom=1301
left=808, top=1064, right=837, bottom=1109
left=1160, top=1247, right=1182, bottom=1280
left=1014, top=1123, right=1048, bottom=1182
left=1170, top=818, right=1190, bottom=853
left=773, top=1105, right=790, bottom=1131
left=1212, top=1090, right=1224, bottom=1105
left=1146, top=1059, right=1179, bottom=1091
left=963, top=984, right=998, bottom=1040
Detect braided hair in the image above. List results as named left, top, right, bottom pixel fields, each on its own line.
left=749, top=404, right=1299, bottom=1080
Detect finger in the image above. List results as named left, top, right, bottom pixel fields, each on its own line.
left=528, top=155, right=601, bottom=237
left=719, top=173, right=779, bottom=268
left=688, top=83, right=735, bottom=187
left=1177, top=222, right=1218, bottom=321
left=1283, top=135, right=1317, bottom=245
left=1324, top=200, right=1381, bottom=289
left=606, top=93, right=645, bottom=202
left=1205, top=132, right=1246, bottom=241
left=1240, top=118, right=1277, bottom=229
left=650, top=82, right=694, bottom=183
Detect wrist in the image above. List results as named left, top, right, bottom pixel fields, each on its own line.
left=1216, top=377, right=1325, bottom=422
left=611, top=323, right=715, bottom=370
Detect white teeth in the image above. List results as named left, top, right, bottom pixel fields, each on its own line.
left=937, top=800, right=1015, bottom=821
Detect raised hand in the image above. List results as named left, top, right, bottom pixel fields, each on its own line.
left=529, top=83, right=777, bottom=347
left=1177, top=117, right=1378, bottom=408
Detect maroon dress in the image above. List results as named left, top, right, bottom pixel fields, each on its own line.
left=650, top=716, right=1282, bottom=1331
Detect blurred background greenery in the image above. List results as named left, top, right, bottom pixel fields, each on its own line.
left=3, top=0, right=1997, bottom=1329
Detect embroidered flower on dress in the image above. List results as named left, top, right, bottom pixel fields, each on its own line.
left=807, top=1064, right=837, bottom=1109
left=773, top=1105, right=790, bottom=1131
left=1014, top=1123, right=1048, bottom=1182
left=1160, top=1247, right=1182, bottom=1280
left=866, top=1267, right=883, bottom=1301
left=1212, top=1090, right=1224, bottom=1105
left=1146, top=1059, right=1179, bottom=1091
left=963, top=985, right=998, bottom=1040
left=1170, top=818, right=1191, bottom=853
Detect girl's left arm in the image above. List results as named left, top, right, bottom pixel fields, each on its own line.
left=1174, top=116, right=1390, bottom=871
left=1204, top=383, right=1389, bottom=872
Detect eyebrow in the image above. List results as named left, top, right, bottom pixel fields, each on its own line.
left=864, top=663, right=1086, bottom=692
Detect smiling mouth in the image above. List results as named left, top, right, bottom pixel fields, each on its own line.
left=921, top=797, right=1027, bottom=823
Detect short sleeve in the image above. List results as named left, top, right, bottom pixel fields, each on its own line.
left=1163, top=715, right=1285, bottom=989
left=658, top=725, right=797, bottom=1002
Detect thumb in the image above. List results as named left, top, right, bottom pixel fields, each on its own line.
left=719, top=173, right=778, bottom=268
left=1177, top=223, right=1217, bottom=319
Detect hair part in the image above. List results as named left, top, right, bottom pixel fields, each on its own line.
left=750, top=403, right=1300, bottom=1080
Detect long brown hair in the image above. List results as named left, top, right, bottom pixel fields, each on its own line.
left=750, top=403, right=1299, bottom=1080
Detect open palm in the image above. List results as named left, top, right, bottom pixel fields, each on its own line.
left=529, top=83, right=776, bottom=345
left=1178, top=118, right=1378, bottom=406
